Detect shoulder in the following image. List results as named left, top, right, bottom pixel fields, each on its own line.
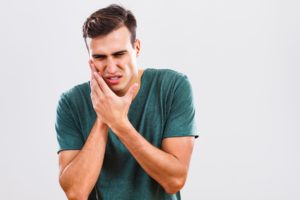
left=61, top=82, right=90, bottom=101
left=144, top=68, right=190, bottom=91
left=145, top=68, right=188, bottom=88
left=58, top=81, right=90, bottom=110
left=145, top=68, right=187, bottom=80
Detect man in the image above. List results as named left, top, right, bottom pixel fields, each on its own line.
left=55, top=4, right=198, bottom=200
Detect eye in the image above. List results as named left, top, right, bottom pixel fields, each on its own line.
left=114, top=52, right=126, bottom=58
left=92, top=55, right=106, bottom=60
left=95, top=56, right=105, bottom=60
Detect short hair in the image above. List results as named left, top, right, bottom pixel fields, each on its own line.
left=82, top=4, right=137, bottom=48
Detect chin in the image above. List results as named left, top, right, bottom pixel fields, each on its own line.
left=110, top=86, right=126, bottom=96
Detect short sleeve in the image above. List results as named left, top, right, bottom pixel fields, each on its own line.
left=163, top=75, right=198, bottom=138
left=55, top=93, right=84, bottom=153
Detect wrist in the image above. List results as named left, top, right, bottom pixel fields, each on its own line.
left=110, top=118, right=132, bottom=135
left=96, top=117, right=108, bottom=129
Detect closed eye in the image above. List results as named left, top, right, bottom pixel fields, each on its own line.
left=92, top=54, right=106, bottom=60
left=113, top=51, right=127, bottom=58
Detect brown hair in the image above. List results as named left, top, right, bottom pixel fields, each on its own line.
left=82, top=4, right=137, bottom=49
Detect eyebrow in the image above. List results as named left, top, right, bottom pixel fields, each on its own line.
left=92, top=50, right=128, bottom=58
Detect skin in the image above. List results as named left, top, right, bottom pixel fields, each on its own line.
left=58, top=26, right=195, bottom=200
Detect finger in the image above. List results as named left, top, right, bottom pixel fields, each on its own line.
left=90, top=76, right=104, bottom=98
left=89, top=61, right=97, bottom=73
left=93, top=72, right=113, bottom=96
left=90, top=89, right=98, bottom=102
left=88, top=61, right=97, bottom=82
left=90, top=78, right=99, bottom=98
left=89, top=61, right=98, bottom=79
left=125, top=83, right=139, bottom=100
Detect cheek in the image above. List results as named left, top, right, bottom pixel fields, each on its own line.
left=93, top=62, right=104, bottom=73
left=123, top=57, right=135, bottom=69
left=118, top=58, right=129, bottom=67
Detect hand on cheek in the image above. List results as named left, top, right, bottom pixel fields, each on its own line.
left=89, top=68, right=139, bottom=132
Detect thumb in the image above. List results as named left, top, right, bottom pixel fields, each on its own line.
left=126, top=83, right=139, bottom=100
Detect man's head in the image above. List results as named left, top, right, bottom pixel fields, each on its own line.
left=83, top=4, right=137, bottom=48
left=82, top=4, right=141, bottom=96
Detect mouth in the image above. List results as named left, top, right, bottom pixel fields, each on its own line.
left=105, top=75, right=122, bottom=85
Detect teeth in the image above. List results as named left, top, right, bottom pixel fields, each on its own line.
left=109, top=77, right=119, bottom=80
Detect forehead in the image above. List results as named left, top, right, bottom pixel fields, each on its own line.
left=87, top=26, right=132, bottom=54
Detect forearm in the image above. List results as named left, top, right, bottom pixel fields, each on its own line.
left=59, top=119, right=108, bottom=199
left=113, top=122, right=187, bottom=194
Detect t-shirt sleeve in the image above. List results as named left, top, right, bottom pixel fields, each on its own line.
left=163, top=75, right=198, bottom=138
left=55, top=93, right=84, bottom=153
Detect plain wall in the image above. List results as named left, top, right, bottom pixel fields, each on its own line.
left=0, top=0, right=299, bottom=199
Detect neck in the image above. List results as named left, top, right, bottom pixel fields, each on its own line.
left=131, top=69, right=144, bottom=100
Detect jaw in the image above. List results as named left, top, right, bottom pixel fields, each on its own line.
left=109, top=69, right=143, bottom=97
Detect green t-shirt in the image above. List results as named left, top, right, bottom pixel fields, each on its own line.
left=55, top=68, right=198, bottom=200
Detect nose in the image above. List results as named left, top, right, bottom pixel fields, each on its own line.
left=105, top=57, right=118, bottom=74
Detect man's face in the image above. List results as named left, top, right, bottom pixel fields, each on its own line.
left=87, top=26, right=140, bottom=96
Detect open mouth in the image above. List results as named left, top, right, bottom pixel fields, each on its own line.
left=105, top=75, right=122, bottom=85
left=107, top=76, right=121, bottom=80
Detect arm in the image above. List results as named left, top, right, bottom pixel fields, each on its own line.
left=58, top=64, right=111, bottom=200
left=113, top=121, right=195, bottom=194
left=59, top=119, right=108, bottom=200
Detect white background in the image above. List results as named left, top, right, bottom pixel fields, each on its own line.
left=0, top=0, right=299, bottom=199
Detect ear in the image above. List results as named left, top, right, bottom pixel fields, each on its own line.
left=134, top=39, right=141, bottom=57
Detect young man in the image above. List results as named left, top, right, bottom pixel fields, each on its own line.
left=55, top=4, right=198, bottom=200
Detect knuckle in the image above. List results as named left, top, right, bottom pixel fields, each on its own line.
left=99, top=97, right=105, bottom=103
left=95, top=101, right=101, bottom=107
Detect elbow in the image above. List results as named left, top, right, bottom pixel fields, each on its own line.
left=163, top=176, right=186, bottom=194
left=59, top=177, right=88, bottom=200
left=64, top=190, right=87, bottom=200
